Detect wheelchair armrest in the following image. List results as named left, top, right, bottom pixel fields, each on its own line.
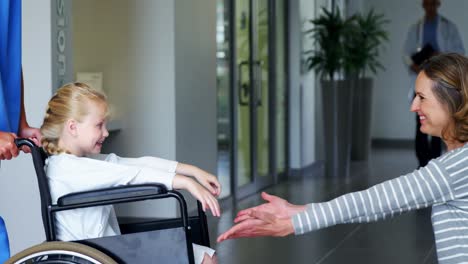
left=57, top=184, right=168, bottom=207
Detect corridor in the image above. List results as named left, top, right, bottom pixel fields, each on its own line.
left=209, top=145, right=438, bottom=264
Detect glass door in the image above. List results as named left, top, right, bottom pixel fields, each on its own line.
left=216, top=0, right=287, bottom=200
left=235, top=0, right=272, bottom=197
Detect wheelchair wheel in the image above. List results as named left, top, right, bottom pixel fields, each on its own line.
left=5, top=241, right=117, bottom=264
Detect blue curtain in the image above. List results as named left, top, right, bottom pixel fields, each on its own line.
left=0, top=0, right=22, bottom=262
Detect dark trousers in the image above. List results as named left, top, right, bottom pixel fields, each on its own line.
left=415, top=114, right=441, bottom=168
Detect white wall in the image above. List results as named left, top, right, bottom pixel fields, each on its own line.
left=73, top=0, right=178, bottom=217
left=173, top=0, right=217, bottom=209
left=174, top=0, right=217, bottom=177
left=0, top=0, right=53, bottom=254
left=363, top=0, right=468, bottom=140
left=72, top=0, right=131, bottom=118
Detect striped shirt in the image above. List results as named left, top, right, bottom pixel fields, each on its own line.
left=292, top=143, right=468, bottom=264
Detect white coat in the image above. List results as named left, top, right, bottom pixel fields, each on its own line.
left=403, top=15, right=465, bottom=100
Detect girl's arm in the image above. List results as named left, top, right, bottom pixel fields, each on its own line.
left=101, top=154, right=222, bottom=197
left=94, top=153, right=178, bottom=173
left=47, top=155, right=176, bottom=201
left=85, top=154, right=221, bottom=215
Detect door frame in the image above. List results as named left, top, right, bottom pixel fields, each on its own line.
left=227, top=0, right=290, bottom=201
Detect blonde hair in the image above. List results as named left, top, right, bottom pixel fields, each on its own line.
left=420, top=53, right=468, bottom=143
left=40, top=82, right=108, bottom=155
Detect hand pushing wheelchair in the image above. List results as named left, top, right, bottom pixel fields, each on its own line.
left=6, top=138, right=211, bottom=264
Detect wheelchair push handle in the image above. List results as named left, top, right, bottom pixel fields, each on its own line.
left=14, top=138, right=38, bottom=149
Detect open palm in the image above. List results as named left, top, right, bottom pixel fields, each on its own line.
left=234, top=192, right=304, bottom=223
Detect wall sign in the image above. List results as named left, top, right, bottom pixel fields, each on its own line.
left=51, top=0, right=73, bottom=92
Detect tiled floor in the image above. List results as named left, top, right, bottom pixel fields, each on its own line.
left=207, top=146, right=438, bottom=264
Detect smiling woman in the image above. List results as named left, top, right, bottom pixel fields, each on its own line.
left=411, top=72, right=453, bottom=144
left=217, top=53, right=468, bottom=264
left=415, top=53, right=468, bottom=148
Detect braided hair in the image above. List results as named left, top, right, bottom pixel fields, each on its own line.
left=40, top=82, right=108, bottom=155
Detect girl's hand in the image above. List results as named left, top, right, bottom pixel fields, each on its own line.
left=193, top=169, right=221, bottom=197
left=176, top=163, right=222, bottom=197
left=173, top=175, right=221, bottom=217
left=187, top=178, right=221, bottom=217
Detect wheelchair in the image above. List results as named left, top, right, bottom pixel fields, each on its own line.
left=6, top=138, right=211, bottom=264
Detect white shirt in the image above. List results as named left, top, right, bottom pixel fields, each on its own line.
left=45, top=153, right=177, bottom=241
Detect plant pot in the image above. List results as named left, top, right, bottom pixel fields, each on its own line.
left=321, top=79, right=353, bottom=178
left=351, top=78, right=373, bottom=161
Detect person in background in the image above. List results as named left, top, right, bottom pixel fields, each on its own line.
left=0, top=0, right=41, bottom=262
left=218, top=53, right=468, bottom=264
left=403, top=0, right=464, bottom=168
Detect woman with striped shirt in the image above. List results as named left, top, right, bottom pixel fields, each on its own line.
left=217, top=53, right=468, bottom=263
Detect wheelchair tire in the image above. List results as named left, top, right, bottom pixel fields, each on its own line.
left=5, top=241, right=118, bottom=264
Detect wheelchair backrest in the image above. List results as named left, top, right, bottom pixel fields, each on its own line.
left=15, top=138, right=53, bottom=241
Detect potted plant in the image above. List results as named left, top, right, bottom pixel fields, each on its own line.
left=345, top=9, right=389, bottom=161
left=304, top=7, right=355, bottom=178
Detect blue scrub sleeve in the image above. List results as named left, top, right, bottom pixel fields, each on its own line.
left=0, top=216, right=10, bottom=262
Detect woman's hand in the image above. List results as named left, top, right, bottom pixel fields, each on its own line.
left=234, top=192, right=305, bottom=223
left=18, top=126, right=41, bottom=152
left=216, top=192, right=304, bottom=242
left=173, top=175, right=221, bottom=217
left=216, top=210, right=294, bottom=243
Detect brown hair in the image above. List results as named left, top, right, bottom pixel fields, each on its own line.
left=40, top=82, right=108, bottom=155
left=420, top=53, right=468, bottom=143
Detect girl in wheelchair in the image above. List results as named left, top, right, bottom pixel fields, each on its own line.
left=40, top=82, right=219, bottom=264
